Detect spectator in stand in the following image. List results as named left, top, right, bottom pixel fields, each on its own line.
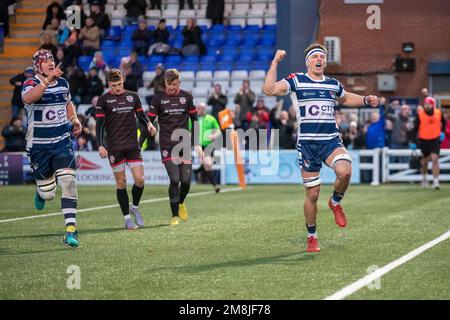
left=88, top=0, right=106, bottom=10
left=42, top=1, right=65, bottom=30
left=132, top=18, right=152, bottom=57
left=179, top=0, right=193, bottom=10
left=55, top=47, right=66, bottom=69
left=182, top=18, right=206, bottom=56
left=145, top=63, right=165, bottom=105
left=78, top=16, right=100, bottom=56
left=207, top=84, right=227, bottom=121
left=82, top=67, right=104, bottom=104
left=1, top=116, right=27, bottom=152
left=150, top=0, right=161, bottom=10
left=387, top=103, right=412, bottom=150
left=206, top=0, right=225, bottom=25
left=90, top=0, right=110, bottom=36
left=120, top=52, right=143, bottom=92
left=56, top=20, right=70, bottom=46
left=124, top=0, right=147, bottom=24
left=148, top=19, right=170, bottom=55
left=0, top=0, right=15, bottom=38
left=75, top=114, right=96, bottom=151
left=43, top=18, right=60, bottom=44
left=365, top=99, right=386, bottom=149
left=441, top=108, right=450, bottom=149
left=63, top=30, right=81, bottom=67
left=9, top=67, right=34, bottom=119
left=89, top=51, right=110, bottom=85
left=64, top=64, right=85, bottom=107
left=247, top=98, right=270, bottom=129
left=40, top=31, right=58, bottom=59
left=270, top=101, right=296, bottom=149
left=234, top=80, right=255, bottom=130
left=347, top=121, right=365, bottom=150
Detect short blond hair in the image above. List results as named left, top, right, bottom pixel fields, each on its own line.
left=107, top=69, right=123, bottom=82
left=164, top=69, right=180, bottom=84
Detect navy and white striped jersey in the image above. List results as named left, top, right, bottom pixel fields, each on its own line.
left=283, top=73, right=345, bottom=144
left=22, top=77, right=72, bottom=150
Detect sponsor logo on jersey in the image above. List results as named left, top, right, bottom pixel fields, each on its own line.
left=180, top=97, right=186, bottom=104
left=45, top=109, right=65, bottom=121
left=303, top=92, right=315, bottom=97
left=107, top=99, right=117, bottom=103
left=162, top=150, right=168, bottom=158
left=330, top=91, right=336, bottom=99
left=126, top=95, right=134, bottom=103
left=109, top=155, right=115, bottom=164
left=308, top=104, right=334, bottom=117
left=161, top=100, right=170, bottom=105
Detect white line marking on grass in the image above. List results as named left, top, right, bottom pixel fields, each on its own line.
left=0, top=187, right=243, bottom=224
left=324, top=229, right=450, bottom=300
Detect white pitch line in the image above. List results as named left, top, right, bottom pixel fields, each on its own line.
left=0, top=187, right=243, bottom=224
left=324, top=229, right=450, bottom=300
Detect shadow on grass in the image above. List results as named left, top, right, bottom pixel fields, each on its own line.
left=146, top=251, right=316, bottom=274
left=0, top=224, right=167, bottom=241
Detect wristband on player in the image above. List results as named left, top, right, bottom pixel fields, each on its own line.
left=363, top=96, right=370, bottom=106
left=70, top=115, right=78, bottom=123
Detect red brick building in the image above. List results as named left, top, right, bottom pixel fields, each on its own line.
left=316, top=0, right=450, bottom=104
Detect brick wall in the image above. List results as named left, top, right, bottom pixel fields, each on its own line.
left=316, top=0, right=450, bottom=98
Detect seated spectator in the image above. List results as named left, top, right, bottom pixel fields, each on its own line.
left=346, top=121, right=365, bottom=150
left=1, top=117, right=27, bottom=152
left=89, top=51, right=110, bottom=85
left=132, top=19, right=152, bottom=57
left=55, top=47, right=66, bottom=69
left=124, top=0, right=147, bottom=24
left=42, top=1, right=65, bottom=30
left=148, top=19, right=170, bottom=55
left=64, top=64, right=85, bottom=107
left=9, top=67, right=34, bottom=119
left=75, top=115, right=97, bottom=151
left=78, top=16, right=100, bottom=56
left=179, top=0, right=193, bottom=10
left=145, top=63, right=165, bottom=105
left=150, top=0, right=161, bottom=10
left=82, top=67, right=104, bottom=104
left=40, top=31, right=58, bottom=59
left=56, top=20, right=70, bottom=46
left=43, top=18, right=60, bottom=44
left=182, top=18, right=206, bottom=56
left=207, top=84, right=227, bottom=121
left=90, top=0, right=110, bottom=36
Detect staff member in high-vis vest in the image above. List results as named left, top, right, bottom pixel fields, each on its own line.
left=411, top=96, right=446, bottom=189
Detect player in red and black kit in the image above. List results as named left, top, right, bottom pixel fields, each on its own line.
left=140, top=69, right=203, bottom=226
left=96, top=69, right=156, bottom=230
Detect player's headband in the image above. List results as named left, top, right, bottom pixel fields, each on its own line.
left=305, top=48, right=326, bottom=63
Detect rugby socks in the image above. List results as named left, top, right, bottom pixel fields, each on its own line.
left=62, top=198, right=77, bottom=227
left=331, top=190, right=344, bottom=206
left=132, top=184, right=144, bottom=207
left=306, top=224, right=317, bottom=238
left=116, top=189, right=130, bottom=216
left=170, top=199, right=179, bottom=217
left=205, top=170, right=217, bottom=187
left=179, top=183, right=190, bottom=204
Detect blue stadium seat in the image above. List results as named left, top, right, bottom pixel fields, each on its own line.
left=244, top=25, right=260, bottom=33
left=215, top=61, right=233, bottom=72
left=242, top=34, right=260, bottom=46
left=181, top=62, right=199, bottom=72
left=207, top=34, right=227, bottom=47
left=210, top=24, right=226, bottom=32
left=206, top=46, right=220, bottom=56
left=260, top=36, right=275, bottom=46
left=227, top=25, right=242, bottom=32
left=220, top=54, right=236, bottom=63
left=225, top=33, right=242, bottom=46
left=77, top=56, right=92, bottom=71
left=101, top=40, right=117, bottom=48
left=118, top=47, right=132, bottom=57
left=166, top=55, right=182, bottom=64
left=164, top=62, right=181, bottom=70
left=200, top=55, right=217, bottom=63
left=105, top=26, right=122, bottom=41
left=119, top=37, right=133, bottom=47
left=251, top=61, right=269, bottom=71
left=123, top=25, right=138, bottom=34
left=233, top=62, right=251, bottom=71
left=173, top=39, right=183, bottom=49
left=149, top=55, right=164, bottom=64
left=184, top=55, right=199, bottom=63
left=263, top=25, right=276, bottom=31
left=239, top=45, right=256, bottom=56
left=198, top=62, right=215, bottom=71
left=238, top=51, right=255, bottom=62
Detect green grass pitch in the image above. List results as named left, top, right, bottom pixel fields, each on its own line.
left=0, top=184, right=449, bottom=299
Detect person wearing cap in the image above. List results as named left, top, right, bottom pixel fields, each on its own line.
left=263, top=44, right=379, bottom=253
left=410, top=96, right=446, bottom=189
left=9, top=67, right=35, bottom=119
left=21, top=49, right=82, bottom=248
left=90, top=0, right=110, bottom=34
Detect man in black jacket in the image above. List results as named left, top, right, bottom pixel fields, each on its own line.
left=1, top=116, right=26, bottom=152
left=125, top=0, right=147, bottom=22
left=9, top=67, right=34, bottom=118
left=0, top=0, right=15, bottom=38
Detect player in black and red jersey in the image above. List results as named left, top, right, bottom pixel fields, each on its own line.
left=141, top=69, right=202, bottom=226
left=95, top=69, right=156, bottom=230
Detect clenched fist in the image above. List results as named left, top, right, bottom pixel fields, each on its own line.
left=272, top=50, right=286, bottom=64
